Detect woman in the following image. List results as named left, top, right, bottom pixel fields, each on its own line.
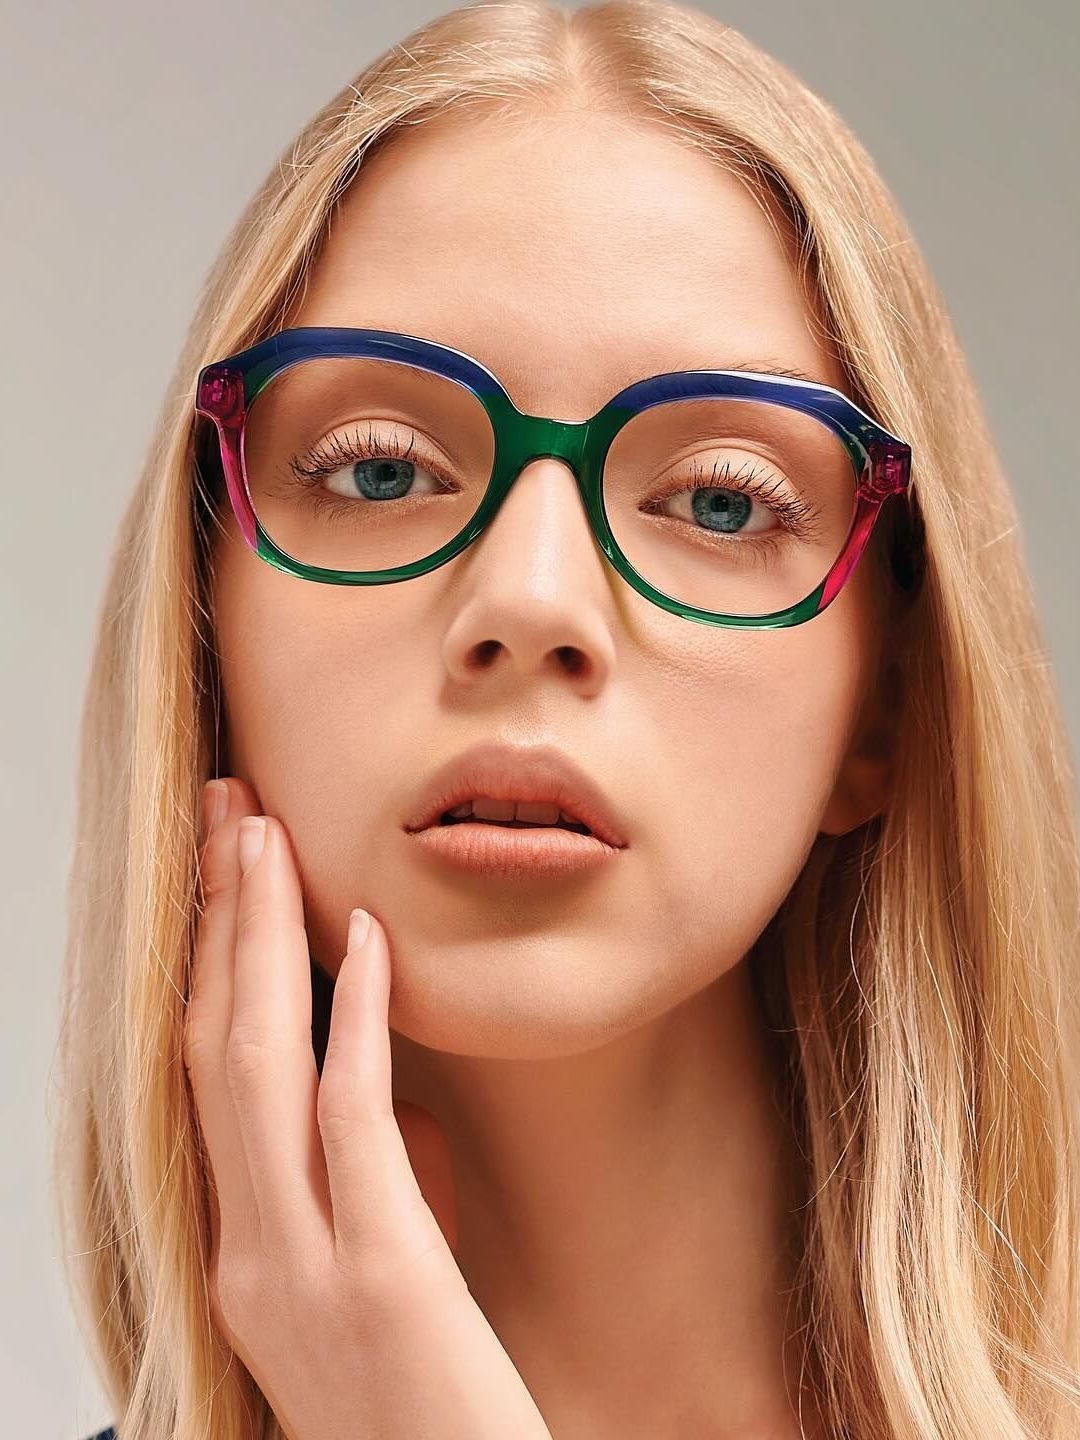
left=56, top=1, right=1080, bottom=1436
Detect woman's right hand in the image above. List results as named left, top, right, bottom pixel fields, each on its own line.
left=184, top=776, right=553, bottom=1440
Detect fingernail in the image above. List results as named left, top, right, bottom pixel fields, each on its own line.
left=199, top=780, right=228, bottom=844
left=348, top=908, right=372, bottom=949
left=238, top=817, right=267, bottom=874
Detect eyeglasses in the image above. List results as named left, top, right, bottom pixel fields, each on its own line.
left=195, top=325, right=912, bottom=630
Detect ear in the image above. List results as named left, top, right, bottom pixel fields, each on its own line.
left=819, top=656, right=903, bottom=838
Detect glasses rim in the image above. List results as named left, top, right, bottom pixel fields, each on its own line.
left=195, top=325, right=914, bottom=631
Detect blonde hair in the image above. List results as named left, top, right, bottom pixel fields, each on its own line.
left=52, top=2, right=1080, bottom=1436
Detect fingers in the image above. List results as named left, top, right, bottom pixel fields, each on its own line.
left=187, top=777, right=448, bottom=1292
left=229, top=813, right=329, bottom=1244
left=319, top=911, right=442, bottom=1267
left=185, top=778, right=262, bottom=1253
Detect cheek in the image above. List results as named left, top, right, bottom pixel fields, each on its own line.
left=646, top=587, right=867, bottom=976
left=214, top=544, right=416, bottom=870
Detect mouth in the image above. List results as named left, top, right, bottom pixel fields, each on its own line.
left=403, top=741, right=630, bottom=851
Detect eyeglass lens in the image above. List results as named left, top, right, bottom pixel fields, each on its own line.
left=241, top=355, right=858, bottom=617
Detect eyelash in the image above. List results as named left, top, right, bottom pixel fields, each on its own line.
left=288, top=427, right=823, bottom=541
left=644, top=456, right=821, bottom=540
left=290, top=425, right=458, bottom=492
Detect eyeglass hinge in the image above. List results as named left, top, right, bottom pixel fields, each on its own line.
left=863, top=440, right=911, bottom=501
left=196, top=366, right=245, bottom=426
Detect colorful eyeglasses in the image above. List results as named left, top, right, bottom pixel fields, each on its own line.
left=196, top=325, right=913, bottom=629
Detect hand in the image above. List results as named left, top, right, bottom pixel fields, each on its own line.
left=184, top=777, right=552, bottom=1440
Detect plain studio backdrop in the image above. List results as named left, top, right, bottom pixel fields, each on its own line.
left=2, top=2, right=1077, bottom=1435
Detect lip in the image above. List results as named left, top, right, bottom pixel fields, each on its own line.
left=403, top=739, right=630, bottom=851
left=407, top=822, right=622, bottom=879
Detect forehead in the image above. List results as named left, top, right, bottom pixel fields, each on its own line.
left=287, top=106, right=844, bottom=419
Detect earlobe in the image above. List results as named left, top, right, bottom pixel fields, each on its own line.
left=819, top=658, right=903, bottom=838
left=819, top=751, right=895, bottom=837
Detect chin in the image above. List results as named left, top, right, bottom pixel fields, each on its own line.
left=383, top=935, right=662, bottom=1061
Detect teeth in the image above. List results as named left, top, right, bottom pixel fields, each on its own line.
left=445, top=797, right=589, bottom=829
left=472, top=797, right=520, bottom=822
left=514, top=800, right=565, bottom=825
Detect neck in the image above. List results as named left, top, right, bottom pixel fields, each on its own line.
left=319, top=958, right=823, bottom=1438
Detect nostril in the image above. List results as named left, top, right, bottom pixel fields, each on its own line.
left=556, top=645, right=587, bottom=676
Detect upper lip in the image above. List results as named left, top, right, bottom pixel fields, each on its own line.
left=403, top=740, right=630, bottom=848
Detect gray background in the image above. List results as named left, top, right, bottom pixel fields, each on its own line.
left=3, top=2, right=1077, bottom=1435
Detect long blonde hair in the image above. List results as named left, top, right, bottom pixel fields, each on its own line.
left=52, top=3, right=1080, bottom=1436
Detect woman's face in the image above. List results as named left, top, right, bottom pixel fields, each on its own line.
left=210, top=106, right=890, bottom=1060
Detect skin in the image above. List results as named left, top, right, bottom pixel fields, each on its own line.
left=206, top=103, right=896, bottom=1438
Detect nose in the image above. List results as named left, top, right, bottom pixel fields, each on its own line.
left=438, top=454, right=618, bottom=692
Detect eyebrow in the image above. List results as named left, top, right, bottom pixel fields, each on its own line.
left=365, top=323, right=832, bottom=388
left=706, top=360, right=827, bottom=386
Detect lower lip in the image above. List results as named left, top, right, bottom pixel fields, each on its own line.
left=406, top=821, right=624, bottom=878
